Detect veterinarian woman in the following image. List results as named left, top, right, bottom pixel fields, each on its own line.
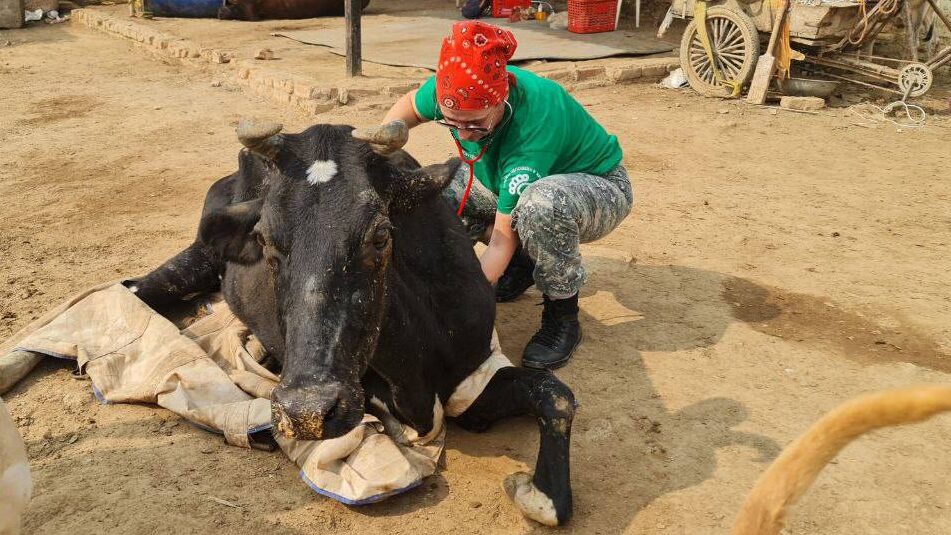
left=354, top=21, right=632, bottom=370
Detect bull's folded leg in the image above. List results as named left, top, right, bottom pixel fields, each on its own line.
left=453, top=366, right=575, bottom=526
left=126, top=242, right=222, bottom=311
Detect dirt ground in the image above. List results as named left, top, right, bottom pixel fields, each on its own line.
left=2, top=19, right=951, bottom=535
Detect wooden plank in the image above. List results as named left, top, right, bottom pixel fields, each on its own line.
left=747, top=0, right=789, bottom=105
left=903, top=0, right=920, bottom=62
left=345, top=0, right=362, bottom=77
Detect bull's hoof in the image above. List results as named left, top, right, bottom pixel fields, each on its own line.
left=503, top=471, right=559, bottom=527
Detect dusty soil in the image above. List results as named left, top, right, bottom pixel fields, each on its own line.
left=2, top=19, right=951, bottom=535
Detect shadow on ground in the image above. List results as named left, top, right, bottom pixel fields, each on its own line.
left=352, top=254, right=784, bottom=531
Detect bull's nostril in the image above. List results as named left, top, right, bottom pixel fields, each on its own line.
left=273, top=405, right=296, bottom=437
left=323, top=397, right=340, bottom=424
left=272, top=385, right=355, bottom=440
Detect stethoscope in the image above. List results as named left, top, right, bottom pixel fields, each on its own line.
left=447, top=100, right=513, bottom=217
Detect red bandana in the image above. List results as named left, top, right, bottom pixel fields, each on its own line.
left=436, top=21, right=518, bottom=111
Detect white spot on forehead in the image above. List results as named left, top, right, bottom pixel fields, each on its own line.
left=306, top=159, right=338, bottom=185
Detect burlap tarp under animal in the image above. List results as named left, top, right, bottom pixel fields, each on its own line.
left=0, top=396, right=31, bottom=535
left=0, top=283, right=513, bottom=505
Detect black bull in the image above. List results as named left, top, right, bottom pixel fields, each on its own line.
left=127, top=122, right=576, bottom=525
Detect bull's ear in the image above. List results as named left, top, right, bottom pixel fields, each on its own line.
left=198, top=199, right=264, bottom=264
left=385, top=149, right=422, bottom=170
left=390, top=157, right=462, bottom=213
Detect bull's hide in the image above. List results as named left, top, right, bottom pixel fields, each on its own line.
left=1, top=283, right=512, bottom=505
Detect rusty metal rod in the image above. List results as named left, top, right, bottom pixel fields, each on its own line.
left=925, top=0, right=951, bottom=33
left=809, top=54, right=900, bottom=79
left=847, top=54, right=912, bottom=64
left=926, top=45, right=951, bottom=69
left=820, top=71, right=903, bottom=94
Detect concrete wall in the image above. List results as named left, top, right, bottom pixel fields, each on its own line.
left=0, top=0, right=24, bottom=29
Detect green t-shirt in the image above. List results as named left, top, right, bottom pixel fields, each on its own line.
left=414, top=66, right=623, bottom=214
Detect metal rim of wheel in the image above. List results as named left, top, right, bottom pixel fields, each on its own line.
left=898, top=63, right=933, bottom=98
left=679, top=6, right=760, bottom=98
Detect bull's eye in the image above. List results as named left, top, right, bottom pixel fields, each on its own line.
left=372, top=226, right=391, bottom=251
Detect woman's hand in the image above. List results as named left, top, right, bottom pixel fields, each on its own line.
left=480, top=213, right=518, bottom=284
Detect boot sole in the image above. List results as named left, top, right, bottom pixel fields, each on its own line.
left=522, top=330, right=583, bottom=371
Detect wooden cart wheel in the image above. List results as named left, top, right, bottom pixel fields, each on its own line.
left=679, top=6, right=760, bottom=98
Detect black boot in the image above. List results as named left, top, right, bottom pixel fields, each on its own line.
left=522, top=294, right=582, bottom=370
left=495, top=246, right=535, bottom=302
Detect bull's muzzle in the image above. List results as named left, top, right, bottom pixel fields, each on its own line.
left=271, top=382, right=362, bottom=441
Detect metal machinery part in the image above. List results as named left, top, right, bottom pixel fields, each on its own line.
left=897, top=63, right=933, bottom=98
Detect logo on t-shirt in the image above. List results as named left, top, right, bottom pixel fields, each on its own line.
left=508, top=173, right=531, bottom=195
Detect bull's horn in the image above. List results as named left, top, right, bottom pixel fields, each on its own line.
left=237, top=118, right=284, bottom=159
left=352, top=120, right=409, bottom=155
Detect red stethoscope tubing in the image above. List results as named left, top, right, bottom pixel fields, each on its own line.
left=452, top=138, right=489, bottom=217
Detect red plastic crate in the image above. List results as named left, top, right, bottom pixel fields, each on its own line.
left=568, top=0, right=619, bottom=33
left=492, top=0, right=531, bottom=17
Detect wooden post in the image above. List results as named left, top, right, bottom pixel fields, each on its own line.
left=903, top=0, right=920, bottom=62
left=0, top=0, right=25, bottom=29
left=345, top=0, right=362, bottom=77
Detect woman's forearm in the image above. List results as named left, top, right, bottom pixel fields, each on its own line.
left=480, top=216, right=518, bottom=284
left=383, top=90, right=425, bottom=128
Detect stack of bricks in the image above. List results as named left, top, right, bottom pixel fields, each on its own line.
left=71, top=8, right=367, bottom=115
left=537, top=60, right=680, bottom=90
left=71, top=8, right=681, bottom=117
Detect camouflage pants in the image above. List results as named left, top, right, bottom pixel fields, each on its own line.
left=442, top=164, right=634, bottom=299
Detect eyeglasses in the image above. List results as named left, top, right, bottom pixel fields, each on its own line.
left=434, top=118, right=493, bottom=134
left=434, top=101, right=512, bottom=135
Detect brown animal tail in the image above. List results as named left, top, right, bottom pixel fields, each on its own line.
left=732, top=386, right=951, bottom=535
